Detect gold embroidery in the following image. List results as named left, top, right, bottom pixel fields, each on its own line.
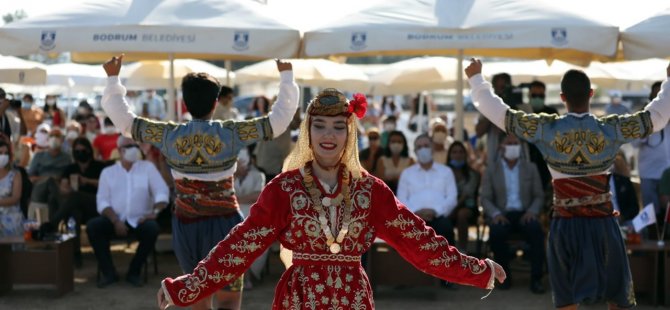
left=620, top=120, right=643, bottom=139
left=461, top=256, right=487, bottom=275
left=402, top=227, right=430, bottom=240
left=174, top=134, right=224, bottom=157
left=216, top=254, right=246, bottom=267
left=237, top=122, right=260, bottom=141
left=385, top=214, right=414, bottom=230
left=229, top=240, right=262, bottom=253
left=429, top=251, right=459, bottom=268
left=516, top=114, right=539, bottom=139
left=292, top=252, right=361, bottom=263
left=143, top=122, right=165, bottom=143
left=420, top=237, right=448, bottom=251
left=552, top=130, right=606, bottom=156
left=242, top=227, right=275, bottom=240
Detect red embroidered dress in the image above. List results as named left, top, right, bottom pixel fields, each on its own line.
left=162, top=168, right=494, bottom=309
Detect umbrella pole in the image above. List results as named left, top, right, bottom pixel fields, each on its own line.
left=168, top=53, right=177, bottom=122
left=455, top=49, right=464, bottom=142
left=225, top=60, right=232, bottom=87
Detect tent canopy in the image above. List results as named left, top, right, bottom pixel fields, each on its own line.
left=0, top=0, right=301, bottom=62
left=622, top=8, right=670, bottom=60
left=121, top=59, right=234, bottom=90
left=0, top=55, right=47, bottom=85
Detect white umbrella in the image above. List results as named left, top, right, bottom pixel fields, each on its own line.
left=121, top=59, right=234, bottom=90
left=235, top=58, right=369, bottom=92
left=584, top=59, right=668, bottom=90
left=622, top=8, right=670, bottom=60
left=47, top=63, right=106, bottom=89
left=0, top=0, right=300, bottom=120
left=369, top=57, right=464, bottom=95
left=484, top=59, right=581, bottom=84
left=0, top=55, right=47, bottom=85
left=303, top=0, right=619, bottom=139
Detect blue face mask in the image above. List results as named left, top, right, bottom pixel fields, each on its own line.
left=449, top=159, right=466, bottom=168
left=416, top=147, right=432, bottom=164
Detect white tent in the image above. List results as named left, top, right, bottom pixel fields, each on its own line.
left=302, top=0, right=619, bottom=139
left=121, top=59, right=234, bottom=90
left=47, top=63, right=106, bottom=90
left=0, top=0, right=300, bottom=120
left=0, top=55, right=47, bottom=85
left=369, top=57, right=465, bottom=95
left=621, top=8, right=670, bottom=60
left=235, top=59, right=369, bottom=92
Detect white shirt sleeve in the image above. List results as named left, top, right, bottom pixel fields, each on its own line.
left=146, top=162, right=170, bottom=204
left=96, top=168, right=112, bottom=214
left=396, top=169, right=414, bottom=212
left=268, top=71, right=300, bottom=137
left=440, top=167, right=459, bottom=217
left=644, top=77, right=670, bottom=132
left=468, top=74, right=510, bottom=132
left=102, top=76, right=138, bottom=137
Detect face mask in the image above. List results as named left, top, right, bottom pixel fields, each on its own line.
left=85, top=132, right=97, bottom=141
left=46, top=99, right=56, bottom=106
left=611, top=97, right=621, bottom=104
left=122, top=146, right=142, bottom=163
left=383, top=123, right=395, bottom=132
left=389, top=142, right=404, bottom=155
left=73, top=149, right=91, bottom=162
left=77, top=107, right=88, bottom=114
left=503, top=144, right=521, bottom=160
left=529, top=98, right=545, bottom=111
left=237, top=148, right=250, bottom=167
left=432, top=132, right=447, bottom=144
left=102, top=126, right=117, bottom=134
left=66, top=130, right=79, bottom=140
left=416, top=147, right=433, bottom=164
left=35, top=132, right=49, bottom=147
left=0, top=154, right=9, bottom=167
left=22, top=101, right=32, bottom=109
left=449, top=159, right=466, bottom=168
left=48, top=137, right=62, bottom=149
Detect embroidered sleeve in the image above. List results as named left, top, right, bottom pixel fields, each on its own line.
left=604, top=111, right=653, bottom=143
left=371, top=179, right=492, bottom=289
left=131, top=117, right=175, bottom=150
left=232, top=116, right=273, bottom=146
left=161, top=180, right=290, bottom=307
left=505, top=110, right=557, bottom=144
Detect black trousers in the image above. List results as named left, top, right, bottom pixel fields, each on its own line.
left=488, top=210, right=545, bottom=281
left=86, top=216, right=159, bottom=277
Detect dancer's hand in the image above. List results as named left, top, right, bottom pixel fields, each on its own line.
left=276, top=59, right=292, bottom=72
left=103, top=54, right=124, bottom=77
left=157, top=287, right=170, bottom=309
left=491, top=260, right=507, bottom=284
left=465, top=58, right=482, bottom=79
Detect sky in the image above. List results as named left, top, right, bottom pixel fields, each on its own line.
left=0, top=0, right=668, bottom=30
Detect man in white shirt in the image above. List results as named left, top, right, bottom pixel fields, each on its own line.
left=397, top=133, right=458, bottom=245
left=86, top=136, right=169, bottom=288
left=480, top=134, right=545, bottom=294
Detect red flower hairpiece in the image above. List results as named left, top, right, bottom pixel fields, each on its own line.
left=348, top=93, right=367, bottom=119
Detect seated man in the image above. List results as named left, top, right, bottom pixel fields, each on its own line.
left=87, top=136, right=169, bottom=288
left=28, top=127, right=72, bottom=220
left=481, top=134, right=545, bottom=293
left=397, top=133, right=458, bottom=245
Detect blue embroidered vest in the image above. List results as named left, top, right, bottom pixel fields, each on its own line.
left=505, top=110, right=653, bottom=175
left=131, top=117, right=273, bottom=174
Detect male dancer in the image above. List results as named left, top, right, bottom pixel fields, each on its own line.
left=466, top=58, right=670, bottom=309
left=102, top=55, right=298, bottom=310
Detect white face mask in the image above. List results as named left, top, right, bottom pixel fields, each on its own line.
left=416, top=147, right=433, bottom=164
left=66, top=130, right=79, bottom=140
left=102, top=126, right=117, bottom=134
left=35, top=132, right=49, bottom=147
left=432, top=132, right=447, bottom=144
left=122, top=146, right=142, bottom=163
left=48, top=137, right=62, bottom=150
left=383, top=123, right=395, bottom=132
left=389, top=142, right=404, bottom=155
left=46, top=98, right=56, bottom=106
left=0, top=154, right=9, bottom=167
left=503, top=144, right=521, bottom=160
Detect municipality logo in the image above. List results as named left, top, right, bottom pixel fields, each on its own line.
left=551, top=28, right=567, bottom=46
left=40, top=30, right=57, bottom=51
left=350, top=32, right=367, bottom=51
left=233, top=31, right=249, bottom=51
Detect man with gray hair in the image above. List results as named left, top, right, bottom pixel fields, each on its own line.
left=87, top=136, right=169, bottom=288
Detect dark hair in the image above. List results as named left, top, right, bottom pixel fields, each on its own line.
left=383, top=130, right=409, bottom=157
left=447, top=141, right=472, bottom=181
left=22, top=94, right=33, bottom=101
left=181, top=72, right=221, bottom=119
left=218, top=85, right=233, bottom=99
left=492, top=73, right=512, bottom=86
left=529, top=80, right=546, bottom=90
left=71, top=137, right=94, bottom=154
left=251, top=96, right=271, bottom=114
left=42, top=95, right=61, bottom=113
left=560, top=69, right=591, bottom=109
left=0, top=138, right=12, bottom=163
left=383, top=115, right=397, bottom=123
left=381, top=96, right=396, bottom=113
left=103, top=117, right=114, bottom=127
left=650, top=81, right=663, bottom=101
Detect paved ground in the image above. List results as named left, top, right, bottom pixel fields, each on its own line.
left=0, top=238, right=661, bottom=310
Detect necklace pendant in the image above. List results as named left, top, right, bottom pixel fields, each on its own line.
left=322, top=197, right=332, bottom=207
left=329, top=243, right=341, bottom=254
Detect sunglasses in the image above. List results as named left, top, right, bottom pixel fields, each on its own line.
left=120, top=144, right=139, bottom=149
left=530, top=94, right=546, bottom=99
left=368, top=136, right=380, bottom=140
